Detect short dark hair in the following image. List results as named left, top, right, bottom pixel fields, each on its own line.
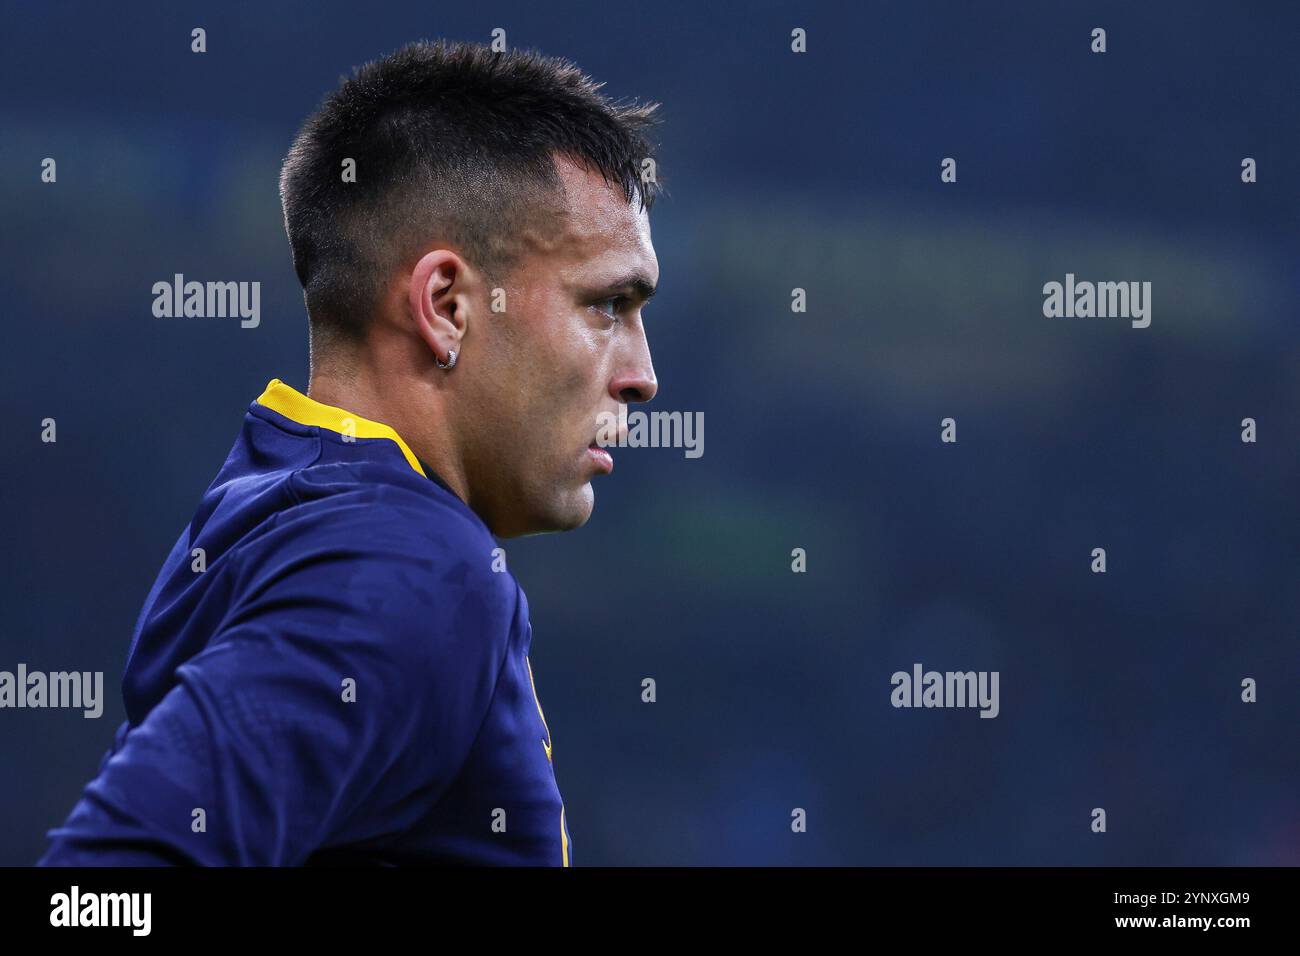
left=279, top=40, right=662, bottom=347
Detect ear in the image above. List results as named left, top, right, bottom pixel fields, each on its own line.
left=408, top=249, right=471, bottom=367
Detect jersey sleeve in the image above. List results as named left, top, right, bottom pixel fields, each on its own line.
left=38, top=519, right=515, bottom=866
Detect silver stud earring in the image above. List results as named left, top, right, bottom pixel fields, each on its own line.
left=436, top=349, right=457, bottom=370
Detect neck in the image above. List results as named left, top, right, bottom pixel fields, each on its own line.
left=307, top=358, right=469, bottom=507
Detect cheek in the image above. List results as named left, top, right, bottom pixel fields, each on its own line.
left=506, top=290, right=579, bottom=369
left=537, top=312, right=608, bottom=400
left=497, top=297, right=609, bottom=442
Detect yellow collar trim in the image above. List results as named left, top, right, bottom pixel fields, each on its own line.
left=254, top=378, right=427, bottom=478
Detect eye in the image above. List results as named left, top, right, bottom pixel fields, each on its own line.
left=592, top=297, right=624, bottom=324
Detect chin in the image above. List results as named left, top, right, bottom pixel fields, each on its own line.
left=501, top=485, right=594, bottom=537
left=549, top=485, right=595, bottom=532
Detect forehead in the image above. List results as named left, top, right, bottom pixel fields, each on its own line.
left=519, top=154, right=657, bottom=285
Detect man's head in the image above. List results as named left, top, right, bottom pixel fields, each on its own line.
left=280, top=40, right=662, bottom=537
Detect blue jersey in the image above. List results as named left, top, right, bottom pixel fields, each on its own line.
left=39, top=379, right=572, bottom=866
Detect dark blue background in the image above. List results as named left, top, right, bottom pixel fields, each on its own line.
left=2, top=1, right=1297, bottom=865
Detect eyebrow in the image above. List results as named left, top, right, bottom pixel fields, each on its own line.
left=597, top=273, right=658, bottom=302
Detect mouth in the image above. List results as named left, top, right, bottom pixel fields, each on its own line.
left=586, top=442, right=614, bottom=474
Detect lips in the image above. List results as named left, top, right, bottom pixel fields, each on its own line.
left=587, top=443, right=614, bottom=474
left=587, top=407, right=624, bottom=475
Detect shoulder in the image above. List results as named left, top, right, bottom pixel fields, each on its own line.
left=251, top=463, right=504, bottom=589
left=224, top=476, right=520, bottom=681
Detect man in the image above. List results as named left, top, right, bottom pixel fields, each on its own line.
left=39, top=39, right=661, bottom=866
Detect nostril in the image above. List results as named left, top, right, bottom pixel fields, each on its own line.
left=618, top=386, right=644, bottom=404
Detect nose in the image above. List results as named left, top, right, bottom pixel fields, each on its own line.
left=610, top=330, right=658, bottom=405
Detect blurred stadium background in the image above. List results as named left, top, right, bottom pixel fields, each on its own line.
left=1, top=1, right=1296, bottom=865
